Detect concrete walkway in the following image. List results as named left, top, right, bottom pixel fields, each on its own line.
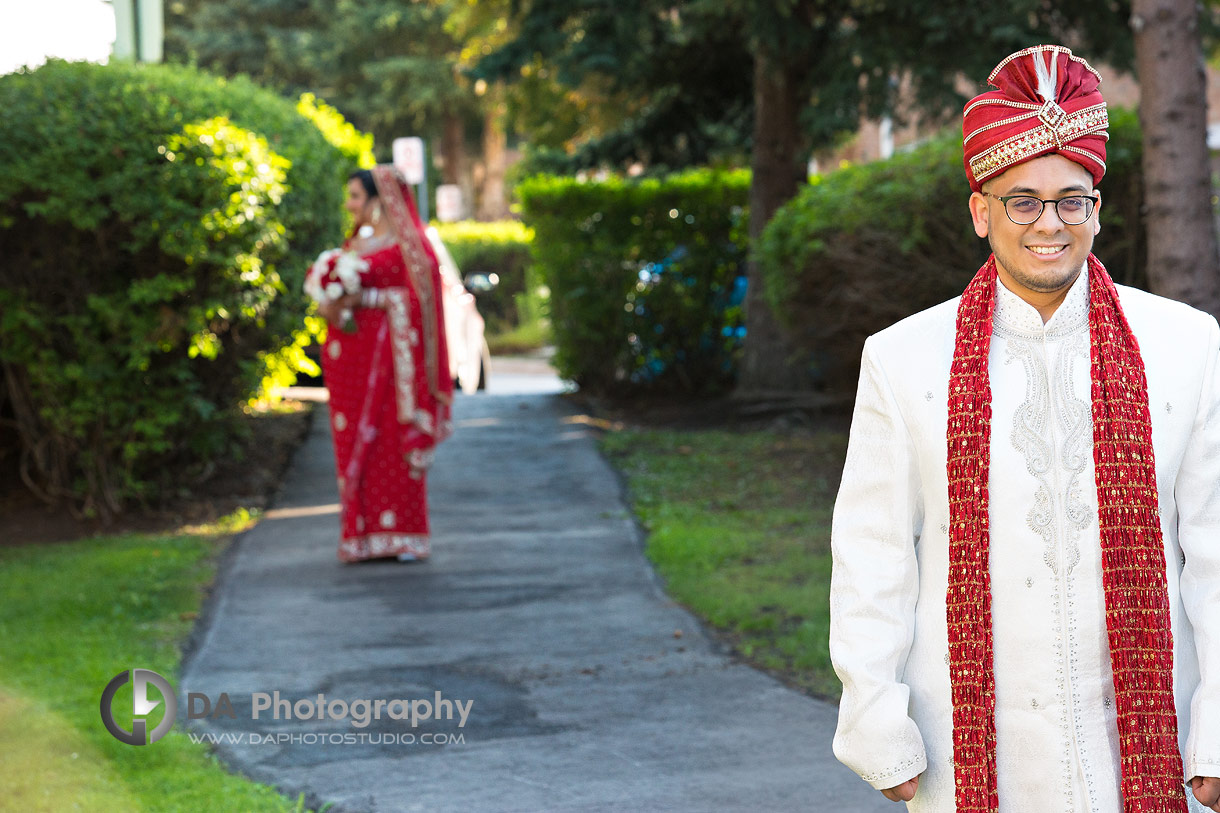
left=180, top=359, right=889, bottom=812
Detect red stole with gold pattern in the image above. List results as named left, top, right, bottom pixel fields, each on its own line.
left=946, top=253, right=1185, bottom=812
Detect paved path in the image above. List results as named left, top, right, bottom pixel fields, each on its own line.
left=180, top=359, right=888, bottom=812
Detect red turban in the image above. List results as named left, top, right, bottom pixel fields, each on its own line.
left=962, top=45, right=1109, bottom=192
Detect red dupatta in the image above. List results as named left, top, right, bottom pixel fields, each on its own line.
left=370, top=165, right=453, bottom=444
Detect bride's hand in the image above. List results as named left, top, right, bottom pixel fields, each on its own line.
left=316, top=300, right=340, bottom=323
left=317, top=293, right=360, bottom=323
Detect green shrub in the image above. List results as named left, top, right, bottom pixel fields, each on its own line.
left=0, top=60, right=368, bottom=519
left=518, top=169, right=750, bottom=395
left=432, top=220, right=537, bottom=334
left=758, top=108, right=1145, bottom=400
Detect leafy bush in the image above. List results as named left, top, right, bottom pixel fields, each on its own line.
left=758, top=108, right=1145, bottom=400
left=518, top=169, right=749, bottom=395
left=432, top=220, right=537, bottom=334
left=0, top=60, right=367, bottom=519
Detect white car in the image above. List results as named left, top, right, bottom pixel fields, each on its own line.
left=425, top=226, right=494, bottom=394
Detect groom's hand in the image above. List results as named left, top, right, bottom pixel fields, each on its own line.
left=1192, top=776, right=1220, bottom=811
left=881, top=775, right=919, bottom=802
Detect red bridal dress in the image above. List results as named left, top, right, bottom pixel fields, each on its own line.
left=319, top=166, right=452, bottom=562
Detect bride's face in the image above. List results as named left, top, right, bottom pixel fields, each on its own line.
left=345, top=179, right=373, bottom=226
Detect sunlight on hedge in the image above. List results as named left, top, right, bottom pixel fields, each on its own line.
left=0, top=61, right=370, bottom=520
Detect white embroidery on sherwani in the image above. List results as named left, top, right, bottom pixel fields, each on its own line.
left=1055, top=330, right=1093, bottom=536
left=995, top=270, right=1093, bottom=578
left=1004, top=337, right=1056, bottom=555
left=860, top=730, right=924, bottom=784
left=994, top=265, right=1099, bottom=810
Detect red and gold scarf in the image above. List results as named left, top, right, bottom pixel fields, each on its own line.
left=946, top=253, right=1185, bottom=812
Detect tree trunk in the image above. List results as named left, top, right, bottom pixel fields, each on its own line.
left=440, top=110, right=464, bottom=185
left=736, top=50, right=812, bottom=396
left=1131, top=0, right=1220, bottom=318
left=439, top=109, right=470, bottom=220
left=478, top=83, right=510, bottom=221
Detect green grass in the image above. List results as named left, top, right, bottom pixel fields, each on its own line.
left=486, top=319, right=551, bottom=356
left=600, top=428, right=848, bottom=698
left=0, top=510, right=317, bottom=812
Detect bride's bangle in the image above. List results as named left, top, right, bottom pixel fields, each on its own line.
left=361, top=288, right=381, bottom=309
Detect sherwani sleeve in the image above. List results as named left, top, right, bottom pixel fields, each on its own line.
left=829, top=337, right=927, bottom=789
left=1178, top=315, right=1220, bottom=780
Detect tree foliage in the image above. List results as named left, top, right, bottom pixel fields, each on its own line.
left=166, top=0, right=482, bottom=159
left=478, top=0, right=1144, bottom=394
left=473, top=1, right=752, bottom=172
left=474, top=0, right=1138, bottom=173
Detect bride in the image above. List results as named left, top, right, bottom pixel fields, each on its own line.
left=312, top=166, right=453, bottom=563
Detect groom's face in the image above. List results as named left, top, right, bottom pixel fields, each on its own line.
left=968, top=154, right=1101, bottom=304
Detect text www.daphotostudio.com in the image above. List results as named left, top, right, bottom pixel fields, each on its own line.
left=101, top=668, right=474, bottom=747
left=187, top=731, right=467, bottom=747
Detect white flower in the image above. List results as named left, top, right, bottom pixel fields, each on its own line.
left=304, top=249, right=342, bottom=302
left=334, top=252, right=368, bottom=294
left=311, top=248, right=341, bottom=276
left=303, top=247, right=364, bottom=305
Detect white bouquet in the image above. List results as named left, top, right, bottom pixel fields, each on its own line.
left=305, top=248, right=368, bottom=332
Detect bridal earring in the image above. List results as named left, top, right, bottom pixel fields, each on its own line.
left=358, top=201, right=382, bottom=237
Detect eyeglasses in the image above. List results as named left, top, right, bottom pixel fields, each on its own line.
left=983, top=193, right=1099, bottom=226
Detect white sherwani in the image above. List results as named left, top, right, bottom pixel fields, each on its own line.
left=830, top=266, right=1220, bottom=812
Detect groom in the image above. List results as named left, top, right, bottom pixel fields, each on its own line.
left=829, top=45, right=1220, bottom=812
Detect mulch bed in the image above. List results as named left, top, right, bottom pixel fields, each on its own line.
left=564, top=391, right=852, bottom=434
left=0, top=402, right=315, bottom=547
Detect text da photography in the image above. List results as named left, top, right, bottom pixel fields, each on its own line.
left=189, top=689, right=473, bottom=729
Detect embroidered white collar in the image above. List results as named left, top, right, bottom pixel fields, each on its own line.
left=993, top=261, right=1090, bottom=338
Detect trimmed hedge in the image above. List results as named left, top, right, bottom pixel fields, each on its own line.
left=518, top=169, right=750, bottom=395
left=758, top=107, right=1145, bottom=400
left=0, top=60, right=370, bottom=519
left=432, top=220, right=538, bottom=334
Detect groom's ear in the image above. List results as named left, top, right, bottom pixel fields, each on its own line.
left=969, top=192, right=990, bottom=239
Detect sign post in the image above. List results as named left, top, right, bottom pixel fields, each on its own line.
left=110, top=0, right=164, bottom=63
left=392, top=136, right=429, bottom=222
left=436, top=185, right=463, bottom=222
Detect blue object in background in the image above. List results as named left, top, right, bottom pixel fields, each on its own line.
left=624, top=244, right=748, bottom=386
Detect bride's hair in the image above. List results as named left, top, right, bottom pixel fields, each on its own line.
left=348, top=169, right=377, bottom=200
